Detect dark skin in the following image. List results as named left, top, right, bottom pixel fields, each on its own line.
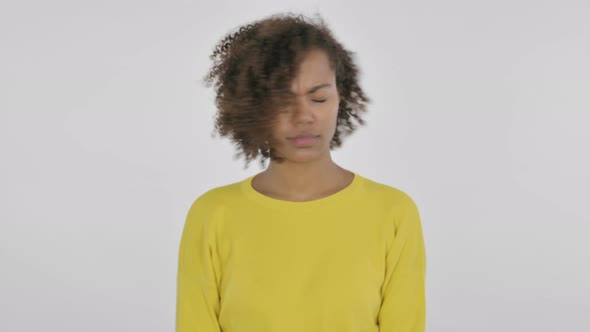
left=251, top=48, right=355, bottom=202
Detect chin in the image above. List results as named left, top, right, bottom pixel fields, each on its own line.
left=277, top=148, right=327, bottom=163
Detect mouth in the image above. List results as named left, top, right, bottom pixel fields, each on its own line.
left=289, top=134, right=320, bottom=139
left=287, top=135, right=320, bottom=146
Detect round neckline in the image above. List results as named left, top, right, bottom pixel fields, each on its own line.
left=241, top=171, right=362, bottom=210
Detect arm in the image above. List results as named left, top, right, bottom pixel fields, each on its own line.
left=176, top=198, right=222, bottom=332
left=378, top=194, right=427, bottom=331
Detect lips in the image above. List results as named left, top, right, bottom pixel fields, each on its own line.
left=292, top=135, right=318, bottom=139
left=288, top=135, right=319, bottom=146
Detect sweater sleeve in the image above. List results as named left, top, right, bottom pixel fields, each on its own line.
left=176, top=198, right=222, bottom=332
left=378, top=194, right=427, bottom=332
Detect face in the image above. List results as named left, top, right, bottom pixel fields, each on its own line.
left=268, top=48, right=340, bottom=163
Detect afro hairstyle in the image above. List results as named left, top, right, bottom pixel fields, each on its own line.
left=203, top=12, right=370, bottom=169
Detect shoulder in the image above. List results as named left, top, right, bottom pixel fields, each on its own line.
left=356, top=174, right=421, bottom=232
left=358, top=173, right=419, bottom=208
left=185, top=178, right=245, bottom=219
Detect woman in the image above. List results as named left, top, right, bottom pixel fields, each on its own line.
left=176, top=12, right=427, bottom=332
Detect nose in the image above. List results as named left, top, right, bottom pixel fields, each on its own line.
left=292, top=96, right=314, bottom=124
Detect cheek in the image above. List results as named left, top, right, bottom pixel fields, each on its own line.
left=324, top=101, right=340, bottom=122
left=269, top=118, right=290, bottom=140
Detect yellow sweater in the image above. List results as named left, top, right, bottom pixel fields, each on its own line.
left=176, top=172, right=426, bottom=332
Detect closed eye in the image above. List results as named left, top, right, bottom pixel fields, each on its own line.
left=312, top=99, right=327, bottom=103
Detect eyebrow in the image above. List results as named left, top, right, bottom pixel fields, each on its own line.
left=289, top=83, right=332, bottom=96
left=307, top=83, right=331, bottom=94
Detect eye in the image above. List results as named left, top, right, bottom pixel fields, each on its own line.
left=312, top=99, right=327, bottom=103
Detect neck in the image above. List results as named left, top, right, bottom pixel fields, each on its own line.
left=260, top=155, right=347, bottom=197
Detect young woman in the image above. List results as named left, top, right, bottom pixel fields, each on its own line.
left=176, top=12, right=427, bottom=332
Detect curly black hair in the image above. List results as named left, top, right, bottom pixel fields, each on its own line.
left=203, top=12, right=370, bottom=169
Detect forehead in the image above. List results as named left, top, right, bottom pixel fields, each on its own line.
left=290, top=49, right=336, bottom=93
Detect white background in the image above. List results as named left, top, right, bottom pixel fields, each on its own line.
left=1, top=0, right=589, bottom=331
